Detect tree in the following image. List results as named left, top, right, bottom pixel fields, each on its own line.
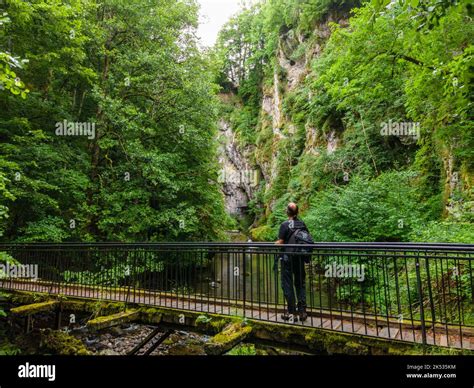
left=0, top=0, right=230, bottom=242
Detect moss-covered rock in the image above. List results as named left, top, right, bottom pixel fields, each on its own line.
left=205, top=322, right=252, bottom=355
left=39, top=329, right=90, bottom=355
left=86, top=310, right=139, bottom=331
left=10, top=301, right=58, bottom=316
left=139, top=308, right=163, bottom=324
left=210, top=318, right=228, bottom=333
left=343, top=341, right=370, bottom=355
left=10, top=292, right=49, bottom=305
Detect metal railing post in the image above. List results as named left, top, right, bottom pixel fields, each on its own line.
left=415, top=255, right=427, bottom=346
left=242, top=245, right=246, bottom=318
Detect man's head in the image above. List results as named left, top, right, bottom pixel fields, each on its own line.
left=286, top=202, right=298, bottom=219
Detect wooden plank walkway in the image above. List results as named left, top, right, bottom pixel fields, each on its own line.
left=1, top=279, right=472, bottom=350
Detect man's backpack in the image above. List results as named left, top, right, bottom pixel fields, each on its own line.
left=287, top=220, right=314, bottom=263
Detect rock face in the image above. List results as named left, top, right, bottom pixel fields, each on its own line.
left=278, top=29, right=307, bottom=91
left=217, top=119, right=257, bottom=216
left=218, top=17, right=347, bottom=221
left=326, top=130, right=339, bottom=154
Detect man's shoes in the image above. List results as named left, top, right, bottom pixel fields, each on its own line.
left=281, top=312, right=298, bottom=322
left=299, top=309, right=308, bottom=322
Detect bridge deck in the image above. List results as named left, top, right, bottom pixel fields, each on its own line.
left=2, top=280, right=472, bottom=350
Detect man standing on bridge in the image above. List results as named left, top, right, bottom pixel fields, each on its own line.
left=276, top=202, right=310, bottom=322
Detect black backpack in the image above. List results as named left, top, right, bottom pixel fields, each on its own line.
left=287, top=220, right=314, bottom=263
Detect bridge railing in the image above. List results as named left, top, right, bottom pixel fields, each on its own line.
left=0, top=242, right=472, bottom=349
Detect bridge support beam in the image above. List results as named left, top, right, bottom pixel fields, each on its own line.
left=10, top=300, right=59, bottom=333
left=10, top=300, right=59, bottom=317
left=204, top=322, right=252, bottom=355
left=86, top=310, right=140, bottom=331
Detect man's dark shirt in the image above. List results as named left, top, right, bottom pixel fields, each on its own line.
left=278, top=217, right=308, bottom=251
left=278, top=220, right=293, bottom=244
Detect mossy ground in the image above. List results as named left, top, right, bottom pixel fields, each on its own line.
left=38, top=329, right=90, bottom=355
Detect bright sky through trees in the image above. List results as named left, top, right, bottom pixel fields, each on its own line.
left=196, top=0, right=243, bottom=46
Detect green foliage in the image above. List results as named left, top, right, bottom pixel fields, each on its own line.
left=263, top=0, right=358, bottom=36
left=0, top=287, right=9, bottom=323
left=229, top=105, right=259, bottom=146
left=0, top=251, right=17, bottom=265
left=226, top=343, right=257, bottom=355
left=62, top=260, right=164, bottom=287
left=370, top=0, right=472, bottom=30
left=304, top=171, right=425, bottom=241
left=410, top=221, right=474, bottom=243
left=0, top=340, right=20, bottom=355
left=0, top=0, right=230, bottom=242
left=196, top=314, right=212, bottom=324
left=0, top=12, right=29, bottom=98
left=250, top=225, right=276, bottom=241
left=16, top=216, right=70, bottom=242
